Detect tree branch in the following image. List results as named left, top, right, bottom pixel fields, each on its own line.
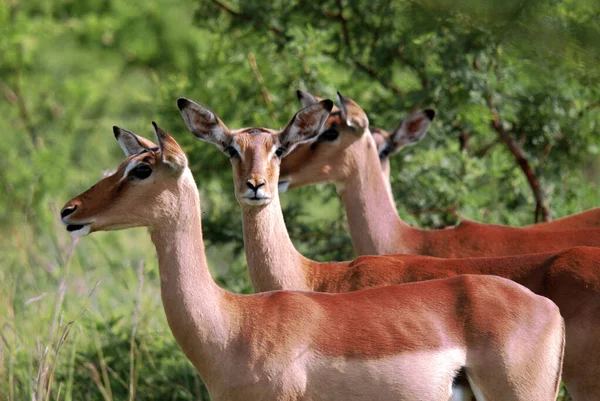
left=210, top=0, right=283, bottom=34
left=336, top=0, right=351, bottom=47
left=486, top=93, right=551, bottom=223
left=247, top=53, right=276, bottom=122
left=458, top=131, right=470, bottom=152
left=473, top=138, right=501, bottom=158
left=321, top=3, right=405, bottom=95
left=352, top=59, right=404, bottom=95
left=211, top=0, right=248, bottom=19
left=392, top=48, right=430, bottom=89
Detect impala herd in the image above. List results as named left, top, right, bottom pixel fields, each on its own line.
left=60, top=91, right=600, bottom=401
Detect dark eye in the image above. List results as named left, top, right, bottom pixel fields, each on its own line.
left=275, top=148, right=286, bottom=158
left=129, top=165, right=152, bottom=180
left=223, top=146, right=239, bottom=158
left=319, top=128, right=339, bottom=142
left=379, top=147, right=391, bottom=159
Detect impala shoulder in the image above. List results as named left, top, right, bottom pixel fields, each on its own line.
left=551, top=246, right=600, bottom=287
left=555, top=245, right=600, bottom=261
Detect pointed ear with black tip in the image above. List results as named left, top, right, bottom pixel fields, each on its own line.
left=113, top=126, right=158, bottom=156
left=296, top=90, right=321, bottom=108
left=152, top=121, right=188, bottom=172
left=391, top=109, right=435, bottom=150
left=336, top=92, right=369, bottom=135
left=177, top=97, right=232, bottom=150
left=279, top=99, right=333, bottom=154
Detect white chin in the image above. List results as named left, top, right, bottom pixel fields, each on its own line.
left=242, top=198, right=271, bottom=206
left=278, top=181, right=290, bottom=193
left=69, top=225, right=91, bottom=238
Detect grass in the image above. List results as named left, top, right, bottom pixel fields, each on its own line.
left=0, top=202, right=209, bottom=400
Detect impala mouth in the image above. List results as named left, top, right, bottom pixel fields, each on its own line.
left=241, top=195, right=271, bottom=206
left=66, top=224, right=86, bottom=232
left=64, top=222, right=92, bottom=237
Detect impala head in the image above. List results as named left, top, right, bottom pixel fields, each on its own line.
left=279, top=91, right=371, bottom=190
left=177, top=97, right=333, bottom=207
left=374, top=109, right=435, bottom=160
left=60, top=123, right=189, bottom=236
left=279, top=90, right=435, bottom=190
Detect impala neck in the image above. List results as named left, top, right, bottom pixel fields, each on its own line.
left=337, top=134, right=415, bottom=255
left=240, top=193, right=311, bottom=292
left=378, top=156, right=396, bottom=207
left=379, top=157, right=391, bottom=185
left=149, top=169, right=232, bottom=382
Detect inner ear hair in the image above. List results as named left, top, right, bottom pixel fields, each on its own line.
left=297, top=90, right=320, bottom=108
left=392, top=110, right=434, bottom=146
left=113, top=126, right=156, bottom=156
left=280, top=99, right=333, bottom=149
left=177, top=97, right=231, bottom=147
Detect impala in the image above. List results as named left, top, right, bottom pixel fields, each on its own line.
left=298, top=90, right=600, bottom=232
left=296, top=89, right=434, bottom=187
left=179, top=96, right=600, bottom=400
left=280, top=91, right=600, bottom=257
left=61, top=117, right=564, bottom=400
left=371, top=125, right=600, bottom=231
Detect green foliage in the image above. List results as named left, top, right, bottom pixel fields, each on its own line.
left=2, top=0, right=598, bottom=399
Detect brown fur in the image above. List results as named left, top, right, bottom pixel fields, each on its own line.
left=183, top=103, right=598, bottom=398
left=525, top=208, right=600, bottom=231
left=200, top=96, right=597, bottom=398
left=280, top=145, right=600, bottom=399
left=307, top=92, right=600, bottom=233
left=280, top=95, right=600, bottom=258
left=61, top=126, right=564, bottom=400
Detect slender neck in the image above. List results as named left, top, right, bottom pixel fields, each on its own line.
left=337, top=134, right=415, bottom=255
left=240, top=192, right=311, bottom=292
left=379, top=157, right=391, bottom=186
left=378, top=156, right=396, bottom=207
left=149, top=170, right=232, bottom=381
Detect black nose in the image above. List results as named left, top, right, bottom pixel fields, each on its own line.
left=61, top=205, right=77, bottom=219
left=246, top=181, right=265, bottom=191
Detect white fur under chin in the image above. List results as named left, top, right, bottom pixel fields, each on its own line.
left=68, top=225, right=91, bottom=238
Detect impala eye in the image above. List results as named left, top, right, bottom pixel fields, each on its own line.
left=379, top=146, right=391, bottom=159
left=319, top=128, right=339, bottom=142
left=224, top=146, right=239, bottom=159
left=129, top=165, right=152, bottom=180
left=275, top=148, right=287, bottom=158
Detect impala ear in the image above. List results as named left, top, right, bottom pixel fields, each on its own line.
left=113, top=126, right=158, bottom=156
left=279, top=99, right=333, bottom=153
left=391, top=109, right=435, bottom=150
left=336, top=92, right=369, bottom=135
left=177, top=97, right=232, bottom=150
left=152, top=121, right=188, bottom=171
left=296, top=90, right=321, bottom=108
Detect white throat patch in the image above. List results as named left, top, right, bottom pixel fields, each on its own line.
left=68, top=224, right=91, bottom=238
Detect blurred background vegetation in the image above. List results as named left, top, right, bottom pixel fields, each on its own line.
left=1, top=0, right=599, bottom=399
